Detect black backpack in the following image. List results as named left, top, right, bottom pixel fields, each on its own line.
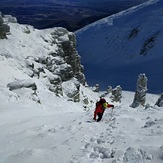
left=96, top=98, right=106, bottom=107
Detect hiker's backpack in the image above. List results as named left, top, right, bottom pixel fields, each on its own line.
left=96, top=98, right=106, bottom=107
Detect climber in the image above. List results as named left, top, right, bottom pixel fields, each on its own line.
left=93, top=98, right=114, bottom=122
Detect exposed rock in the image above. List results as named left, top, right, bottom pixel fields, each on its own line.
left=49, top=84, right=63, bottom=97
left=56, top=63, right=74, bottom=81
left=128, top=26, right=141, bottom=40
left=50, top=28, right=86, bottom=85
left=155, top=93, right=163, bottom=107
left=140, top=31, right=160, bottom=56
left=0, top=13, right=10, bottom=39
left=40, top=27, right=85, bottom=100
left=83, top=97, right=89, bottom=105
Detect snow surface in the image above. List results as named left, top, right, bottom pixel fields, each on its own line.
left=0, top=86, right=163, bottom=163
left=75, top=0, right=163, bottom=93
left=0, top=4, right=163, bottom=163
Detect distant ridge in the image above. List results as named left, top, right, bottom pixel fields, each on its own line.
left=0, top=0, right=149, bottom=31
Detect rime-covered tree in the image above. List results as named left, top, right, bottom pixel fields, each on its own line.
left=155, top=93, right=163, bottom=107
left=107, top=86, right=112, bottom=94
left=100, top=86, right=112, bottom=98
left=131, top=73, right=148, bottom=108
left=92, top=84, right=99, bottom=92
left=111, top=85, right=122, bottom=102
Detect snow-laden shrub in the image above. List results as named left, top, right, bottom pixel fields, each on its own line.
left=131, top=73, right=148, bottom=108
left=155, top=93, right=163, bottom=107
left=111, top=85, right=122, bottom=103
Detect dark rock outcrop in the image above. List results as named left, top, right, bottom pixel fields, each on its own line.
left=0, top=12, right=10, bottom=39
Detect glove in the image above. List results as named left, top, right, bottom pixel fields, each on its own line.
left=112, top=105, right=114, bottom=109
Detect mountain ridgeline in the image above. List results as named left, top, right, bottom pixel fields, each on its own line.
left=0, top=0, right=149, bottom=31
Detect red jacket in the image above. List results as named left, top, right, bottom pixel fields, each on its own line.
left=94, top=103, right=113, bottom=119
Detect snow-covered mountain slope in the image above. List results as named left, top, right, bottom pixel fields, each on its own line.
left=0, top=12, right=163, bottom=163
left=75, top=0, right=163, bottom=93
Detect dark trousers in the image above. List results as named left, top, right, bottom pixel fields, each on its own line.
left=97, top=113, right=104, bottom=122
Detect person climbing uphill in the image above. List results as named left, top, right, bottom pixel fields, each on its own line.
left=93, top=98, right=114, bottom=122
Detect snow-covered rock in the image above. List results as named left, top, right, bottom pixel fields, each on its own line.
left=0, top=13, right=10, bottom=39
left=3, top=15, right=17, bottom=23
left=0, top=16, right=85, bottom=102
left=7, top=79, right=37, bottom=91
left=123, top=147, right=144, bottom=163
left=155, top=93, right=163, bottom=107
